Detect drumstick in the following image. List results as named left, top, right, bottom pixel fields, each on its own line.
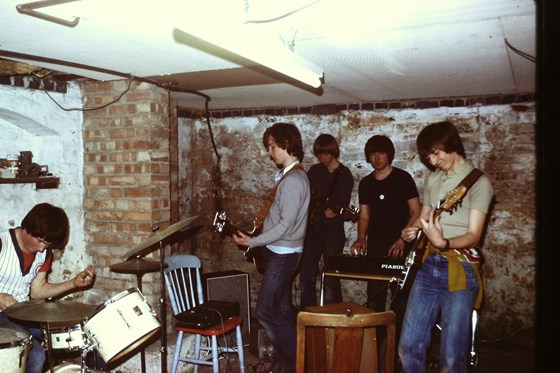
left=81, top=266, right=94, bottom=279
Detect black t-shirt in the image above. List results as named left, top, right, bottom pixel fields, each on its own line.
left=358, top=167, right=419, bottom=255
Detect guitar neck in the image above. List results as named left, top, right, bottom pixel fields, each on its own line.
left=334, top=205, right=359, bottom=222
left=221, top=222, right=253, bottom=239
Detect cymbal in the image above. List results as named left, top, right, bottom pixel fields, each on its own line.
left=5, top=299, right=96, bottom=324
left=110, top=258, right=164, bottom=274
left=121, top=216, right=199, bottom=260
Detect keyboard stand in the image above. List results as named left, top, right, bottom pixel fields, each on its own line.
left=319, top=270, right=399, bottom=306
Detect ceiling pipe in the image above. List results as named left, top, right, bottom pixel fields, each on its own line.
left=0, top=49, right=211, bottom=102
left=16, top=0, right=81, bottom=28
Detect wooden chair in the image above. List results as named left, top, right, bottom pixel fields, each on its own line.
left=163, top=254, right=245, bottom=373
left=296, top=302, right=396, bottom=373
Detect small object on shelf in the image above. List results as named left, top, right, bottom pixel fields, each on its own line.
left=6, top=153, right=20, bottom=176
left=0, top=151, right=58, bottom=188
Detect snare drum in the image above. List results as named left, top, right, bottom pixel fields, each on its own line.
left=83, top=288, right=160, bottom=363
left=0, top=327, right=32, bottom=373
left=46, top=323, right=89, bottom=353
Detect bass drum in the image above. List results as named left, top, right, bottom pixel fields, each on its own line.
left=83, top=288, right=160, bottom=363
left=0, top=327, right=32, bottom=373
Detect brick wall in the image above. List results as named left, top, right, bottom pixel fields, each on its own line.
left=81, top=80, right=171, bottom=308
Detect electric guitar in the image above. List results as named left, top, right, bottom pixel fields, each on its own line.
left=310, top=196, right=360, bottom=223
left=213, top=211, right=266, bottom=274
left=398, top=184, right=468, bottom=292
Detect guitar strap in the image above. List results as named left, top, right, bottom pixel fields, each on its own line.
left=421, top=167, right=484, bottom=263
left=310, top=166, right=342, bottom=217
left=323, top=166, right=343, bottom=204
left=254, top=164, right=305, bottom=230
left=458, top=168, right=483, bottom=191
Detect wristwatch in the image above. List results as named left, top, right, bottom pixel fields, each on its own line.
left=441, top=239, right=451, bottom=252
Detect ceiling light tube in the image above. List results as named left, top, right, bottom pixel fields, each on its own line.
left=174, top=25, right=324, bottom=88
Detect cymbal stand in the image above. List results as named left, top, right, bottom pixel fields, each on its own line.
left=158, top=240, right=167, bottom=373
left=44, top=322, right=54, bottom=373
left=135, top=271, right=148, bottom=373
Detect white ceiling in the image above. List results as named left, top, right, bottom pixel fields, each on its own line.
left=0, top=0, right=536, bottom=111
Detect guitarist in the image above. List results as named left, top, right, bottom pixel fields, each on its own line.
left=399, top=121, right=494, bottom=373
left=232, top=122, right=310, bottom=373
left=298, top=134, right=354, bottom=309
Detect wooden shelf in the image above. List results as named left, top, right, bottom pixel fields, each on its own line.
left=0, top=177, right=60, bottom=189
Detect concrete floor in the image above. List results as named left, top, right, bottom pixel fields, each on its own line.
left=48, top=323, right=535, bottom=373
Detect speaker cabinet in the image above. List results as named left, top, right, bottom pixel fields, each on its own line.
left=202, top=270, right=251, bottom=341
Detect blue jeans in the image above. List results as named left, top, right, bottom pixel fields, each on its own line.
left=299, top=223, right=345, bottom=308
left=257, top=249, right=301, bottom=373
left=398, top=254, right=479, bottom=373
left=0, top=313, right=45, bottom=373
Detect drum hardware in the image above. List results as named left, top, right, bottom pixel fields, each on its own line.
left=113, top=216, right=199, bottom=373
left=469, top=310, right=479, bottom=367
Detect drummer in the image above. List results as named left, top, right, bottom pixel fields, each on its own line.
left=0, top=203, right=95, bottom=373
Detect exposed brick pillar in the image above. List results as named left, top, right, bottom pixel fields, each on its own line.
left=81, top=80, right=171, bottom=307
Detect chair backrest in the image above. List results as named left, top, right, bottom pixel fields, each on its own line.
left=164, top=254, right=204, bottom=316
left=296, top=302, right=396, bottom=373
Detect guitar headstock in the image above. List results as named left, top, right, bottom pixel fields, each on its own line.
left=337, top=205, right=360, bottom=223
left=213, top=211, right=228, bottom=233
left=438, top=186, right=467, bottom=214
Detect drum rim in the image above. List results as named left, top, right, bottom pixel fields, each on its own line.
left=105, top=325, right=160, bottom=363
left=96, top=287, right=140, bottom=310
left=47, top=323, right=84, bottom=333
left=52, top=362, right=82, bottom=372
left=0, top=328, right=32, bottom=349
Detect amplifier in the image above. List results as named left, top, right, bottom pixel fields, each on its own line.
left=250, top=321, right=274, bottom=359
left=176, top=300, right=240, bottom=329
left=201, top=270, right=251, bottom=341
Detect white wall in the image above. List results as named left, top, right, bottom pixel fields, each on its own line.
left=0, top=83, right=91, bottom=287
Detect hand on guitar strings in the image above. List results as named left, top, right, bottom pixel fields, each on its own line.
left=401, top=225, right=420, bottom=243
left=419, top=207, right=446, bottom=249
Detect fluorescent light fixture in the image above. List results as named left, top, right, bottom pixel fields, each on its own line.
left=17, top=0, right=324, bottom=88
left=174, top=24, right=324, bottom=89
